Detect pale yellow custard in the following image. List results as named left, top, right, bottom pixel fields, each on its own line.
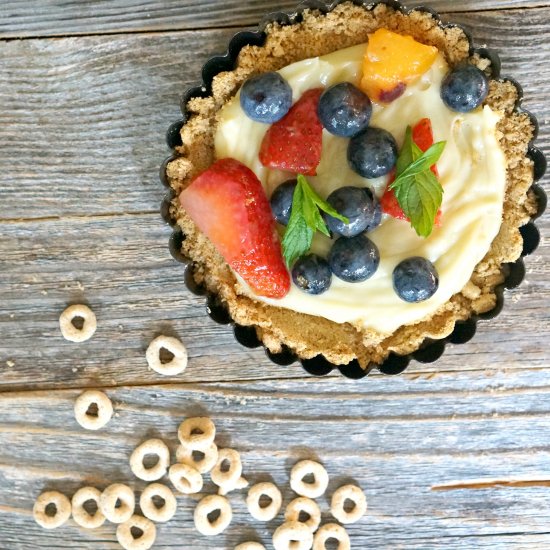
left=215, top=44, right=507, bottom=335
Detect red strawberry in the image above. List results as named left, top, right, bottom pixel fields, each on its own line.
left=381, top=118, right=442, bottom=224
left=259, top=88, right=324, bottom=176
left=180, top=158, right=290, bottom=298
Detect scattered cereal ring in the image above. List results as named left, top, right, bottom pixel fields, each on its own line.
left=194, top=494, right=232, bottom=536
left=285, top=497, right=321, bottom=532
left=33, top=491, right=71, bottom=529
left=168, top=463, right=203, bottom=494
left=273, top=521, right=313, bottom=550
left=71, top=486, right=105, bottom=529
left=246, top=482, right=282, bottom=521
left=74, top=389, right=113, bottom=431
left=313, top=523, right=350, bottom=550
left=59, top=304, right=97, bottom=343
left=177, top=417, right=216, bottom=450
left=235, top=543, right=266, bottom=550
left=130, top=438, right=170, bottom=481
left=116, top=514, right=156, bottom=550
left=211, top=448, right=242, bottom=494
left=330, top=484, right=367, bottom=524
left=146, top=335, right=188, bottom=376
left=139, top=483, right=177, bottom=523
left=290, top=460, right=329, bottom=499
left=100, top=483, right=135, bottom=524
left=176, top=441, right=218, bottom=474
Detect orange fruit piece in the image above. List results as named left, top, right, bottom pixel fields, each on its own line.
left=360, top=28, right=438, bottom=103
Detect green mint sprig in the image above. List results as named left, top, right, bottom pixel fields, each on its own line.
left=282, top=174, right=349, bottom=268
left=389, top=126, right=446, bottom=238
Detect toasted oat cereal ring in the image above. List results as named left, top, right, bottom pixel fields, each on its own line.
left=285, top=497, right=321, bottom=532
left=177, top=417, right=216, bottom=450
left=71, top=486, right=105, bottom=529
left=290, top=460, right=329, bottom=499
left=99, top=483, right=135, bottom=524
left=74, top=389, right=113, bottom=431
left=235, top=543, right=266, bottom=550
left=246, top=482, right=282, bottom=522
left=176, top=441, right=218, bottom=474
left=130, top=438, right=170, bottom=481
left=33, top=491, right=71, bottom=529
left=218, top=475, right=248, bottom=496
left=211, top=448, right=242, bottom=493
left=330, top=484, right=367, bottom=524
left=146, top=335, right=188, bottom=376
left=273, top=521, right=313, bottom=550
left=139, top=483, right=177, bottom=523
left=59, top=304, right=97, bottom=342
left=116, top=514, right=156, bottom=550
left=168, top=463, right=203, bottom=494
left=313, top=523, right=350, bottom=550
left=194, top=494, right=232, bottom=536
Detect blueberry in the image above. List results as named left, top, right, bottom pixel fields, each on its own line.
left=393, top=256, right=439, bottom=303
left=440, top=64, right=489, bottom=113
left=363, top=188, right=382, bottom=232
left=292, top=254, right=332, bottom=295
left=240, top=72, right=293, bottom=123
left=328, top=234, right=380, bottom=283
left=317, top=82, right=372, bottom=137
left=324, top=186, right=379, bottom=237
left=270, top=179, right=297, bottom=225
left=348, top=127, right=397, bottom=179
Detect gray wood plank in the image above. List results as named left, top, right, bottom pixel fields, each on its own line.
left=1, top=1, right=549, bottom=39
left=0, top=8, right=548, bottom=220
left=1, top=373, right=550, bottom=548
left=0, top=212, right=548, bottom=390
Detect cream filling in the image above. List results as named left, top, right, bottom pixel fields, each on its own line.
left=215, top=44, right=507, bottom=335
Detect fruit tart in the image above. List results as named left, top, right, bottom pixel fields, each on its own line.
left=163, top=1, right=545, bottom=375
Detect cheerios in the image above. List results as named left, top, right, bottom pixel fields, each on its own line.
left=99, top=483, right=135, bottom=523
left=74, top=389, right=113, bottom=431
left=330, top=484, right=367, bottom=524
left=33, top=491, right=71, bottom=529
left=139, top=483, right=177, bottom=523
left=194, top=494, right=232, bottom=536
left=246, top=482, right=282, bottom=521
left=130, top=438, right=170, bottom=481
left=59, top=304, right=97, bottom=342
left=71, top=486, right=105, bottom=529
left=168, top=463, right=203, bottom=494
left=313, top=523, right=350, bottom=550
left=177, top=417, right=216, bottom=450
left=290, top=460, right=329, bottom=499
left=273, top=521, right=313, bottom=550
left=176, top=441, right=218, bottom=474
left=211, top=448, right=242, bottom=494
left=285, top=497, right=321, bottom=532
left=116, top=514, right=156, bottom=550
left=146, top=335, right=188, bottom=376
left=235, top=543, right=266, bottom=550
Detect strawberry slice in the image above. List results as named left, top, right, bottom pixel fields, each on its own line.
left=180, top=158, right=290, bottom=299
left=381, top=118, right=442, bottom=224
left=259, top=88, right=324, bottom=176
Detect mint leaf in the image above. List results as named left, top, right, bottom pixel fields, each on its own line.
left=281, top=175, right=349, bottom=267
left=390, top=125, right=446, bottom=237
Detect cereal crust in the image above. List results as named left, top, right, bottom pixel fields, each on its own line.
left=167, top=3, right=536, bottom=368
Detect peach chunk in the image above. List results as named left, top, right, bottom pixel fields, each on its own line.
left=360, top=28, right=438, bottom=103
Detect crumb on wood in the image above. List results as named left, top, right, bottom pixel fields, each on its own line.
left=6, top=360, right=15, bottom=368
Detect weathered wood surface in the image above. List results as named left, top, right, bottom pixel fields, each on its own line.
left=1, top=0, right=549, bottom=38
left=0, top=0, right=549, bottom=548
left=1, top=373, right=550, bottom=549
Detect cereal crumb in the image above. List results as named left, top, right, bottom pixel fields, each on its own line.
left=6, top=360, right=15, bottom=368
left=41, top=290, right=48, bottom=296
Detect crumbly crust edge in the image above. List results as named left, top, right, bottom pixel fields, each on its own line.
left=166, top=2, right=538, bottom=368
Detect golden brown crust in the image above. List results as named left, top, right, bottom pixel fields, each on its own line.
left=166, top=2, right=535, bottom=368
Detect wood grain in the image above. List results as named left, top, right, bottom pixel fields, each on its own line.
left=0, top=8, right=548, bottom=221
left=1, top=0, right=549, bottom=38
left=1, top=372, right=550, bottom=549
